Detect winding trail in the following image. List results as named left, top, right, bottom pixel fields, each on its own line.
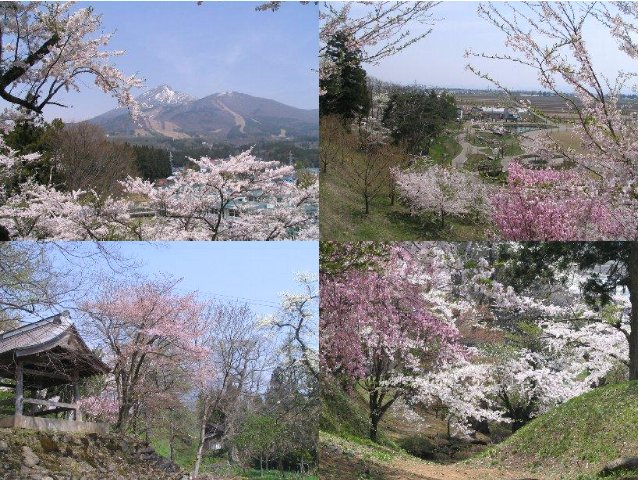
left=321, top=434, right=537, bottom=480
left=383, top=456, right=538, bottom=480
left=451, top=132, right=479, bottom=168
left=450, top=126, right=571, bottom=169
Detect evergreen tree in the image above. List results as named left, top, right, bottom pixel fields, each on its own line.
left=319, top=31, right=370, bottom=120
left=3, top=119, right=65, bottom=188
left=130, top=144, right=172, bottom=181
left=382, top=88, right=457, bottom=154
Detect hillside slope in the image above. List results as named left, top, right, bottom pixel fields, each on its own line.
left=476, top=381, right=638, bottom=479
left=87, top=87, right=318, bottom=143
left=0, top=428, right=187, bottom=480
left=319, top=379, right=533, bottom=480
left=320, top=432, right=533, bottom=480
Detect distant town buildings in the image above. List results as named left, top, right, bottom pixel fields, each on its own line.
left=459, top=105, right=531, bottom=122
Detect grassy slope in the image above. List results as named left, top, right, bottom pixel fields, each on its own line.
left=321, top=378, right=638, bottom=479
left=430, top=133, right=463, bottom=166
left=319, top=380, right=528, bottom=480
left=320, top=165, right=431, bottom=241
left=319, top=130, right=488, bottom=241
left=476, top=381, right=638, bottom=479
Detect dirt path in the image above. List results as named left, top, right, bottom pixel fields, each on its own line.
left=320, top=437, right=536, bottom=480
left=385, top=456, right=538, bottom=480
left=451, top=126, right=572, bottom=170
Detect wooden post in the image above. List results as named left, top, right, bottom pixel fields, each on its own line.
left=72, top=371, right=82, bottom=422
left=15, top=360, right=23, bottom=416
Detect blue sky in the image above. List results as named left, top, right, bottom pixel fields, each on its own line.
left=48, top=241, right=319, bottom=320
left=363, top=2, right=631, bottom=91
left=43, top=1, right=318, bottom=122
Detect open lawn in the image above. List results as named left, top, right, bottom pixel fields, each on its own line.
left=467, top=132, right=523, bottom=157
left=548, top=128, right=585, bottom=153
left=320, top=167, right=488, bottom=241
left=429, top=130, right=463, bottom=166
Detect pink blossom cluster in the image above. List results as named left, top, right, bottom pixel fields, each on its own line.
left=491, top=163, right=616, bottom=240
left=320, top=247, right=462, bottom=386
left=79, top=391, right=119, bottom=423
left=469, top=2, right=638, bottom=240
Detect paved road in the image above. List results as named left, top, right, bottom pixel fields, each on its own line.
left=451, top=132, right=479, bottom=168
left=500, top=126, right=569, bottom=168
left=450, top=126, right=569, bottom=170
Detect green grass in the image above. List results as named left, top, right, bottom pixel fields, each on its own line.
left=467, top=132, right=523, bottom=156
left=476, top=381, right=638, bottom=479
left=228, top=467, right=318, bottom=479
left=320, top=166, right=434, bottom=241
left=320, top=160, right=488, bottom=241
left=463, top=153, right=508, bottom=183
left=319, top=121, right=492, bottom=240
left=429, top=132, right=462, bottom=166
left=320, top=378, right=370, bottom=439
left=320, top=379, right=404, bottom=454
left=148, top=434, right=219, bottom=472
left=0, top=389, right=14, bottom=416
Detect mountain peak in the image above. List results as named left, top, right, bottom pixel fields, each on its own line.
left=86, top=89, right=319, bottom=143
left=137, top=85, right=195, bottom=109
left=216, top=90, right=239, bottom=97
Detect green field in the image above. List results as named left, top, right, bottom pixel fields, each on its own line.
left=429, top=130, right=463, bottom=166
left=320, top=167, right=488, bottom=241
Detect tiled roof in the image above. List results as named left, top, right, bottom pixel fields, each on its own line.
left=0, top=312, right=109, bottom=375
left=0, top=312, right=72, bottom=355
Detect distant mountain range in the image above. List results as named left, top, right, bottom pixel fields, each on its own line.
left=87, top=85, right=318, bottom=143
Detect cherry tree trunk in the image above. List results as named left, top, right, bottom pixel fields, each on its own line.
left=369, top=412, right=380, bottom=443
left=629, top=242, right=638, bottom=381
left=116, top=402, right=132, bottom=431
left=193, top=397, right=211, bottom=477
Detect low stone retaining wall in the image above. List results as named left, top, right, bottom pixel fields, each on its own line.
left=0, top=415, right=108, bottom=434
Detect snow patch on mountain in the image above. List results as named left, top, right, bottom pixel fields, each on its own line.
left=137, top=85, right=195, bottom=109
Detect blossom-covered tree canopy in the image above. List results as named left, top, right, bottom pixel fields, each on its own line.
left=81, top=278, right=208, bottom=429
left=0, top=142, right=318, bottom=241
left=321, top=242, right=632, bottom=440
left=466, top=2, right=638, bottom=240
left=321, top=244, right=463, bottom=440
left=0, top=2, right=142, bottom=118
left=393, top=165, right=489, bottom=227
